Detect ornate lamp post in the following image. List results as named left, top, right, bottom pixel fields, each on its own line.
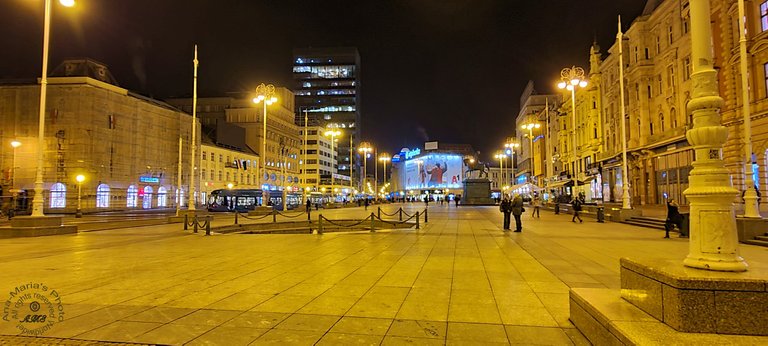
left=494, top=151, right=505, bottom=190
left=252, top=83, right=278, bottom=197
left=736, top=0, right=760, bottom=218
left=358, top=141, right=373, bottom=192
left=504, top=140, right=519, bottom=186
left=324, top=124, right=342, bottom=202
left=557, top=67, right=588, bottom=196
left=187, top=46, right=200, bottom=212
left=617, top=17, right=632, bottom=210
left=683, top=0, right=747, bottom=271
left=31, top=0, right=75, bottom=217
left=75, top=174, right=84, bottom=218
left=10, top=141, right=21, bottom=211
left=521, top=121, right=541, bottom=184
left=379, top=153, right=390, bottom=199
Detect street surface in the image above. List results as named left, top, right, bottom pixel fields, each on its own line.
left=1, top=204, right=766, bottom=345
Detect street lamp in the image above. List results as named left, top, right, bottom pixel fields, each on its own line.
left=521, top=121, right=541, bottom=184
left=616, top=18, right=632, bottom=210
left=31, top=0, right=75, bottom=217
left=504, top=140, right=519, bottom=187
left=278, top=137, right=291, bottom=211
left=358, top=141, right=373, bottom=192
left=10, top=141, right=21, bottom=213
left=75, top=174, right=84, bottom=218
left=324, top=124, right=342, bottom=202
left=494, top=151, right=505, bottom=189
left=188, top=45, right=200, bottom=212
left=736, top=1, right=760, bottom=218
left=557, top=66, right=588, bottom=196
left=252, top=83, right=278, bottom=197
left=379, top=153, right=390, bottom=198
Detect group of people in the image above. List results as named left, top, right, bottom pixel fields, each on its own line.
left=498, top=193, right=584, bottom=232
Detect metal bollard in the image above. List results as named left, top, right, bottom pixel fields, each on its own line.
left=371, top=213, right=375, bottom=232
left=272, top=210, right=277, bottom=223
left=424, top=209, right=428, bottom=223
left=307, top=209, right=311, bottom=221
left=318, top=215, right=324, bottom=234
left=205, top=217, right=211, bottom=235
left=193, top=215, right=199, bottom=233
left=554, top=203, right=560, bottom=215
left=399, top=208, right=403, bottom=221
left=597, top=207, right=605, bottom=223
left=184, top=214, right=189, bottom=230
left=415, top=211, right=420, bottom=229
left=377, top=207, right=381, bottom=219
left=235, top=212, right=239, bottom=225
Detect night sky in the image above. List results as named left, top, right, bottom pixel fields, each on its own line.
left=0, top=0, right=647, bottom=160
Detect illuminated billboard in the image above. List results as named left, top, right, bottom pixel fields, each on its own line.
left=405, top=154, right=464, bottom=190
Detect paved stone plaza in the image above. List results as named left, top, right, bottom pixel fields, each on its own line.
left=1, top=204, right=766, bottom=345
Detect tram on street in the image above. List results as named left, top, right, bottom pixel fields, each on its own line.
left=207, top=189, right=301, bottom=212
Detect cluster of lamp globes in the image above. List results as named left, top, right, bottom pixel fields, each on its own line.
left=557, top=78, right=588, bottom=91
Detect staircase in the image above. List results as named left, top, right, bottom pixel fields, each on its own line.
left=622, top=216, right=666, bottom=230
left=744, top=233, right=768, bottom=247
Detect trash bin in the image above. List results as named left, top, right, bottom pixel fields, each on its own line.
left=554, top=203, right=560, bottom=215
left=597, top=207, right=605, bottom=223
left=679, top=213, right=690, bottom=237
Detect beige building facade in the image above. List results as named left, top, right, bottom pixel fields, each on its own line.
left=199, top=141, right=260, bottom=202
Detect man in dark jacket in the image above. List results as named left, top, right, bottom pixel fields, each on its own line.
left=500, top=195, right=513, bottom=230
left=511, top=194, right=524, bottom=232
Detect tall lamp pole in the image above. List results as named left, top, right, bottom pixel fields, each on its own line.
left=324, top=124, right=342, bottom=202
left=617, top=17, right=632, bottom=210
left=75, top=174, right=84, bottom=218
left=253, top=83, right=278, bottom=202
left=10, top=141, right=21, bottom=212
left=31, top=0, right=75, bottom=217
left=358, top=142, right=372, bottom=195
left=188, top=45, right=199, bottom=211
left=557, top=67, right=588, bottom=196
left=737, top=0, right=760, bottom=218
left=379, top=154, right=390, bottom=198
left=521, top=121, right=541, bottom=184
left=504, top=140, right=519, bottom=187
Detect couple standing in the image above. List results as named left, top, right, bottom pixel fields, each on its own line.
left=500, top=194, right=524, bottom=232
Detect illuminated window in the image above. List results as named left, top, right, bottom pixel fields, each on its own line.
left=157, top=187, right=167, bottom=207
left=49, top=182, right=66, bottom=208
left=96, top=184, right=110, bottom=208
left=762, top=2, right=768, bottom=32
left=127, top=185, right=138, bottom=208
left=142, top=186, right=153, bottom=209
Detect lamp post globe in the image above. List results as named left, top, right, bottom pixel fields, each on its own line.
left=75, top=174, right=85, bottom=218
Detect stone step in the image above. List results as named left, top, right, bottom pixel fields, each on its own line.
left=622, top=219, right=666, bottom=230
left=755, top=235, right=768, bottom=241
left=629, top=216, right=667, bottom=223
left=744, top=239, right=768, bottom=247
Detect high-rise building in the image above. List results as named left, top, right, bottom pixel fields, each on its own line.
left=292, top=47, right=361, bottom=188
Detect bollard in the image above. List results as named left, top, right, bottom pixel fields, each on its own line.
left=193, top=215, right=199, bottom=233
left=184, top=214, right=189, bottom=230
left=272, top=210, right=277, bottom=223
left=235, top=212, right=239, bottom=225
left=307, top=209, right=311, bottom=222
left=205, top=217, right=211, bottom=235
left=371, top=213, right=375, bottom=232
left=399, top=208, right=403, bottom=221
left=416, top=211, right=420, bottom=229
left=377, top=207, right=381, bottom=219
left=318, top=214, right=324, bottom=234
left=597, top=207, right=605, bottom=223
left=554, top=203, right=560, bottom=215
left=424, top=209, right=428, bottom=223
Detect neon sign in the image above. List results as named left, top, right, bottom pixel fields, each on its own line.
left=404, top=148, right=421, bottom=160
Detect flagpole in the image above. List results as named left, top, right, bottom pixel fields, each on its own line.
left=618, top=16, right=631, bottom=209
left=188, top=45, right=199, bottom=211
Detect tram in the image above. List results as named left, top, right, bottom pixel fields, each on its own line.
left=207, top=189, right=301, bottom=212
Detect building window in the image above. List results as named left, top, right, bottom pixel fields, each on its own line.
left=660, top=113, right=665, bottom=132
left=202, top=151, right=207, bottom=160
left=219, top=154, right=223, bottom=162
left=650, top=122, right=654, bottom=136
left=142, top=186, right=153, bottom=209
left=157, top=186, right=167, bottom=207
left=96, top=184, right=110, bottom=208
left=683, top=16, right=690, bottom=34
left=49, top=182, right=66, bottom=208
left=683, top=57, right=691, bottom=81
left=668, top=26, right=673, bottom=44
left=762, top=2, right=768, bottom=32
left=127, top=185, right=138, bottom=208
left=210, top=153, right=214, bottom=161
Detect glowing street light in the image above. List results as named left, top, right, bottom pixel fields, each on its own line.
left=379, top=153, right=390, bottom=196
left=494, top=151, right=505, bottom=189
left=253, top=83, right=278, bottom=203
left=521, top=121, right=541, bottom=183
left=31, top=0, right=75, bottom=217
left=75, top=174, right=85, bottom=218
left=504, top=140, right=519, bottom=187
left=358, top=141, right=373, bottom=191
left=324, top=124, right=342, bottom=200
left=557, top=66, right=588, bottom=196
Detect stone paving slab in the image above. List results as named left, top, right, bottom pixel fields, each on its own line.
left=1, top=204, right=766, bottom=345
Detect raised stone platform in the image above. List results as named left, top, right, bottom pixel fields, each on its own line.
left=1, top=216, right=77, bottom=238
left=462, top=178, right=494, bottom=205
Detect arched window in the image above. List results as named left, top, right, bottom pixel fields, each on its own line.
left=96, top=184, right=110, bottom=208
left=670, top=108, right=678, bottom=128
left=660, top=113, right=665, bottom=132
left=50, top=182, right=66, bottom=208
left=142, top=186, right=154, bottom=209
left=127, top=185, right=138, bottom=208
left=157, top=187, right=167, bottom=207
left=650, top=122, right=654, bottom=135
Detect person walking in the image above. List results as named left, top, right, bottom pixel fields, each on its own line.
left=571, top=195, right=583, bottom=223
left=531, top=194, right=541, bottom=218
left=499, top=194, right=513, bottom=230
left=455, top=195, right=461, bottom=207
left=364, top=198, right=369, bottom=211
left=511, top=193, right=524, bottom=232
left=665, top=198, right=682, bottom=238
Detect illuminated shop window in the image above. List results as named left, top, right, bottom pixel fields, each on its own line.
left=157, top=187, right=167, bottom=207
left=49, top=182, right=66, bottom=208
left=96, top=184, right=110, bottom=208
left=143, top=186, right=153, bottom=209
left=127, top=185, right=138, bottom=208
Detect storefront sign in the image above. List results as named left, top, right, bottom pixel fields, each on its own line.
left=404, top=148, right=421, bottom=160
left=139, top=176, right=159, bottom=183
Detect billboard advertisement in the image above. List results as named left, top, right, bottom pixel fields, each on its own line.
left=405, top=154, right=464, bottom=190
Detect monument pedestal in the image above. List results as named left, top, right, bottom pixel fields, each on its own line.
left=1, top=216, right=77, bottom=238
left=461, top=178, right=494, bottom=205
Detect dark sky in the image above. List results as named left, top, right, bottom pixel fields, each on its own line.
left=0, top=0, right=647, bottom=160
